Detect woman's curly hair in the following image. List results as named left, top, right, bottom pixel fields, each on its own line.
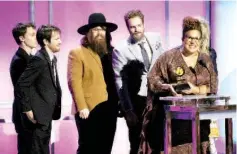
left=195, top=16, right=210, bottom=54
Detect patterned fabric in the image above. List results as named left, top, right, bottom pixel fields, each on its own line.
left=138, top=46, right=218, bottom=154
left=159, top=142, right=210, bottom=154
left=147, top=46, right=218, bottom=94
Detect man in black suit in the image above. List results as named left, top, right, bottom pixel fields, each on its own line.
left=16, top=25, right=62, bottom=154
left=10, top=22, right=37, bottom=154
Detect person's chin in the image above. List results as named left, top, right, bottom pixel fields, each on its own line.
left=29, top=44, right=37, bottom=49
left=54, top=48, right=60, bottom=53
left=133, top=36, right=142, bottom=42
left=187, top=49, right=198, bottom=54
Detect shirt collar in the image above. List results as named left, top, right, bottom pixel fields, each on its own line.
left=136, top=36, right=147, bottom=45
left=46, top=49, right=55, bottom=61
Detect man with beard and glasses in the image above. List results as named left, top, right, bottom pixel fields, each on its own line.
left=67, top=13, right=118, bottom=154
left=112, top=9, right=164, bottom=154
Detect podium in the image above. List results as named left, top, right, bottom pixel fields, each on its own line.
left=159, top=95, right=236, bottom=154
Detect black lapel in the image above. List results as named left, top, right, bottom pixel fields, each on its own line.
left=40, top=48, right=57, bottom=88
left=55, top=63, right=62, bottom=93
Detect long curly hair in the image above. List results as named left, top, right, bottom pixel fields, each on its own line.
left=195, top=16, right=210, bottom=54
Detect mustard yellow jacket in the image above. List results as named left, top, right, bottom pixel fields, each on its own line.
left=67, top=46, right=108, bottom=112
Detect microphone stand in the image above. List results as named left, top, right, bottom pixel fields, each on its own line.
left=199, top=60, right=212, bottom=95
left=189, top=66, right=198, bottom=91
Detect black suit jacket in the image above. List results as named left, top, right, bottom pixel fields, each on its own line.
left=16, top=48, right=62, bottom=125
left=10, top=48, right=31, bottom=131
left=101, top=51, right=119, bottom=104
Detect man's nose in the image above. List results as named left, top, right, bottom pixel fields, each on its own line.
left=134, top=27, right=138, bottom=32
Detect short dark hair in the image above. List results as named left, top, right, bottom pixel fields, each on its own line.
left=36, top=25, right=61, bottom=47
left=182, top=16, right=202, bottom=40
left=12, top=22, right=36, bottom=45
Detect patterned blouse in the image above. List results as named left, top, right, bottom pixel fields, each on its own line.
left=138, top=46, right=218, bottom=154
left=148, top=46, right=218, bottom=95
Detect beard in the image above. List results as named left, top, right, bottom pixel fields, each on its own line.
left=89, top=35, right=108, bottom=57
left=131, top=31, right=145, bottom=42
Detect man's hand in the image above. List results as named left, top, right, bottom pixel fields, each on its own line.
left=124, top=110, right=139, bottom=127
left=79, top=108, right=90, bottom=119
left=24, top=110, right=37, bottom=124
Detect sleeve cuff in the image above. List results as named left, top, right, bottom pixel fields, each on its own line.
left=22, top=103, right=31, bottom=112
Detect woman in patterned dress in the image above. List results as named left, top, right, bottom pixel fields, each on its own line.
left=138, top=16, right=218, bottom=154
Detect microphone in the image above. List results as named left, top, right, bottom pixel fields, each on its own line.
left=198, top=59, right=206, bottom=68
left=189, top=67, right=197, bottom=85
left=198, top=59, right=212, bottom=95
left=189, top=67, right=195, bottom=74
left=189, top=67, right=199, bottom=95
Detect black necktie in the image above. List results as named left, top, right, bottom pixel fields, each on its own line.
left=51, top=56, right=57, bottom=85
left=138, top=42, right=150, bottom=71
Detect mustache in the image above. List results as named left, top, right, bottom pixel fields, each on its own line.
left=94, top=35, right=105, bottom=39
left=134, top=32, right=142, bottom=35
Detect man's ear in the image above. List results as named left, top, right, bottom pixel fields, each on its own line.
left=19, top=36, right=24, bottom=42
left=43, top=39, right=49, bottom=46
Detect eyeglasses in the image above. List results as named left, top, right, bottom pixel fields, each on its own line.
left=185, top=35, right=200, bottom=42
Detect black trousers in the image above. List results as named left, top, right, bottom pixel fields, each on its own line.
left=128, top=95, right=147, bottom=154
left=30, top=123, right=52, bottom=154
left=17, top=131, right=33, bottom=154
left=15, top=114, right=52, bottom=154
left=75, top=101, right=118, bottom=154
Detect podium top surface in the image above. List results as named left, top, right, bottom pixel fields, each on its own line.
left=159, top=95, right=230, bottom=102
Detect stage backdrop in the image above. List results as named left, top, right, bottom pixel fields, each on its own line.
left=0, top=0, right=209, bottom=108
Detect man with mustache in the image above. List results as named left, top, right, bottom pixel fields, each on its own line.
left=67, top=13, right=118, bottom=154
left=112, top=10, right=164, bottom=154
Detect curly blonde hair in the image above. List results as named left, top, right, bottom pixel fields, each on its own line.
left=194, top=16, right=210, bottom=54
